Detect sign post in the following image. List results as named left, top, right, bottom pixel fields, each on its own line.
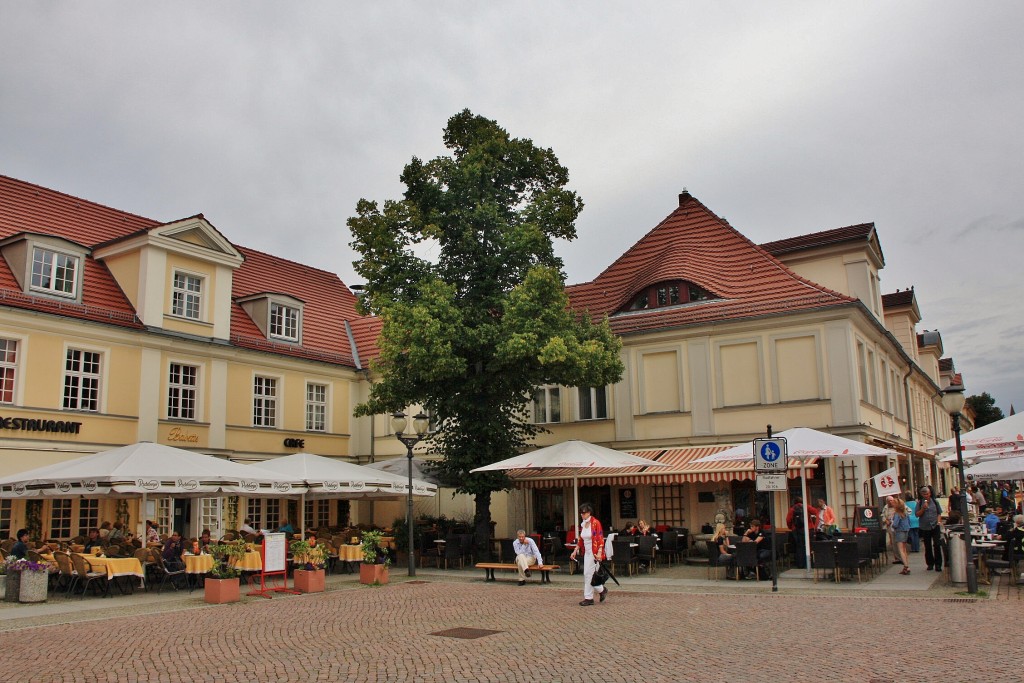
left=754, top=437, right=787, bottom=592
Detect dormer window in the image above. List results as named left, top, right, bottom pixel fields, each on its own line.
left=625, top=280, right=715, bottom=311
left=171, top=271, right=203, bottom=320
left=31, top=246, right=79, bottom=298
left=269, top=302, right=299, bottom=341
left=237, top=292, right=304, bottom=344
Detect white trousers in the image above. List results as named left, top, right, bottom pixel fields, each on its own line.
left=516, top=553, right=538, bottom=579
left=582, top=552, right=606, bottom=600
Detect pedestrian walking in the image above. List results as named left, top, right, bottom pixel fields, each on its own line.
left=569, top=503, right=608, bottom=606
left=892, top=498, right=911, bottom=574
left=916, top=485, right=943, bottom=572
left=905, top=493, right=920, bottom=553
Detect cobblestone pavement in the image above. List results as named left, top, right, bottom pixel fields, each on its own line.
left=0, top=571, right=1018, bottom=682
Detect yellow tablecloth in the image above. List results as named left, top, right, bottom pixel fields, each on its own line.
left=337, top=545, right=362, bottom=562
left=230, top=551, right=263, bottom=572
left=183, top=554, right=215, bottom=574
left=88, top=556, right=145, bottom=582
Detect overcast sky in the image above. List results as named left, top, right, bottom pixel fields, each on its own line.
left=2, top=2, right=1022, bottom=413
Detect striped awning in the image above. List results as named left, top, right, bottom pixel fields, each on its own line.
left=510, top=446, right=818, bottom=488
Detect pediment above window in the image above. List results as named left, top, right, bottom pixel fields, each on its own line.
left=93, top=216, right=244, bottom=269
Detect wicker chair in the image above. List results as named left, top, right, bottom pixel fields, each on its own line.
left=69, top=553, right=107, bottom=598
left=52, top=551, right=78, bottom=595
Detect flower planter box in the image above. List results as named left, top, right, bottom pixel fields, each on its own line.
left=204, top=577, right=241, bottom=604
left=359, top=563, right=389, bottom=585
left=18, top=569, right=49, bottom=603
left=3, top=572, right=20, bottom=603
left=294, top=568, right=325, bottom=593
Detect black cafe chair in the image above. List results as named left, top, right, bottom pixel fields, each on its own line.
left=733, top=542, right=761, bottom=580
left=835, top=540, right=870, bottom=583
left=612, top=540, right=638, bottom=577
left=811, top=540, right=838, bottom=583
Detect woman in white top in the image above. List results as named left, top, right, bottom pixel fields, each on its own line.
left=569, top=503, right=608, bottom=606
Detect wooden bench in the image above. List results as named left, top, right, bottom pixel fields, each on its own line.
left=475, top=563, right=560, bottom=583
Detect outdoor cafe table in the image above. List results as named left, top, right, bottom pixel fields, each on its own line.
left=184, top=553, right=215, bottom=574
left=231, top=551, right=263, bottom=572
left=86, top=555, right=145, bottom=593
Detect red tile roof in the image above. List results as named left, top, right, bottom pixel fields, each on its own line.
left=566, top=192, right=855, bottom=335
left=0, top=175, right=363, bottom=366
left=759, top=223, right=875, bottom=256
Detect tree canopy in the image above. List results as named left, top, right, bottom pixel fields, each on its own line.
left=348, top=110, right=623, bottom=535
left=966, top=392, right=1004, bottom=428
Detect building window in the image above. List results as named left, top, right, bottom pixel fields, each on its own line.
left=155, top=497, right=173, bottom=537
left=651, top=484, right=687, bottom=527
left=199, top=498, right=223, bottom=537
left=168, top=363, right=199, bottom=420
left=246, top=498, right=282, bottom=533
left=78, top=499, right=99, bottom=536
left=63, top=348, right=101, bottom=411
left=0, top=338, right=16, bottom=404
left=305, top=383, right=327, bottom=432
left=532, top=386, right=561, bottom=424
left=304, top=499, right=331, bottom=529
left=253, top=376, right=278, bottom=427
left=626, top=280, right=715, bottom=311
left=50, top=498, right=73, bottom=539
left=31, top=247, right=78, bottom=297
left=0, top=500, right=12, bottom=541
left=578, top=386, right=608, bottom=420
left=171, top=272, right=202, bottom=320
left=270, top=302, right=300, bottom=341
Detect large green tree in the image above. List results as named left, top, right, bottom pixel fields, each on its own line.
left=348, top=110, right=623, bottom=548
left=966, top=392, right=1004, bottom=428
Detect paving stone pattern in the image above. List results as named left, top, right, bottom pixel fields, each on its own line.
left=0, top=580, right=1017, bottom=682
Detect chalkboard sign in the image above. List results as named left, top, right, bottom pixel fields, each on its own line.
left=262, top=532, right=287, bottom=573
left=618, top=488, right=637, bottom=519
left=853, top=506, right=882, bottom=532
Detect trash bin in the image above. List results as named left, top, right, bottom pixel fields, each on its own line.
left=947, top=532, right=967, bottom=583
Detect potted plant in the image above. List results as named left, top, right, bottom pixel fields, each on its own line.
left=359, top=530, right=390, bottom=585
left=204, top=539, right=247, bottom=604
left=4, top=559, right=50, bottom=603
left=290, top=539, right=328, bottom=593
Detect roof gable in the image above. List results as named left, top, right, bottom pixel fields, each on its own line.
left=566, top=192, right=855, bottom=334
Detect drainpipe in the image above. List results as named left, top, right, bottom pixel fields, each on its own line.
left=902, top=366, right=919, bottom=489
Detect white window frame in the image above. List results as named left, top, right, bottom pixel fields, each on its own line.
left=532, top=386, right=561, bottom=424
left=0, top=337, right=18, bottom=405
left=577, top=386, right=609, bottom=421
left=253, top=374, right=279, bottom=428
left=49, top=499, right=74, bottom=539
left=305, top=382, right=327, bottom=432
left=77, top=498, right=100, bottom=536
left=199, top=497, right=223, bottom=537
left=63, top=347, right=102, bottom=412
left=30, top=246, right=79, bottom=298
left=168, top=362, right=200, bottom=420
left=171, top=270, right=204, bottom=320
left=269, top=302, right=300, bottom=342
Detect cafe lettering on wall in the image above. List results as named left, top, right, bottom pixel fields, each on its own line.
left=167, top=427, right=199, bottom=443
left=0, top=415, right=83, bottom=434
left=283, top=438, right=305, bottom=448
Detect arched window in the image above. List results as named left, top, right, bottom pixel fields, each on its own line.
left=624, top=280, right=716, bottom=312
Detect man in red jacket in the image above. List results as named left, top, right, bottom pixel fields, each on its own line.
left=786, top=497, right=819, bottom=569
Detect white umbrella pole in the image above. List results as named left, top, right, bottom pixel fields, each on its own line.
left=140, top=492, right=147, bottom=541
left=800, top=462, right=811, bottom=578
left=573, top=471, right=580, bottom=540
left=300, top=492, right=306, bottom=538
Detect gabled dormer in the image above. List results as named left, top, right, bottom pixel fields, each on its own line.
left=881, top=287, right=921, bottom=361
left=93, top=216, right=244, bottom=340
left=916, top=329, right=943, bottom=385
left=236, top=292, right=305, bottom=344
left=761, top=223, right=885, bottom=321
left=0, top=232, right=90, bottom=304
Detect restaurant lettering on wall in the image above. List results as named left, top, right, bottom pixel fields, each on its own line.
left=0, top=415, right=83, bottom=434
left=167, top=427, right=200, bottom=443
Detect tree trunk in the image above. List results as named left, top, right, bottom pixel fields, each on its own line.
left=474, top=491, right=494, bottom=560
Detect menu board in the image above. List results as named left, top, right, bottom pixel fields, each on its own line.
left=853, top=506, right=882, bottom=532
left=619, top=488, right=637, bottom=519
left=262, top=532, right=287, bottom=573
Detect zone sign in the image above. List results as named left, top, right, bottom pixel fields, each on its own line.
left=753, top=437, right=787, bottom=473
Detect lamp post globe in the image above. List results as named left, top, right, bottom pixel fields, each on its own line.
left=392, top=411, right=430, bottom=577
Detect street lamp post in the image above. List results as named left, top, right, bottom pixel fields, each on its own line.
left=940, top=385, right=977, bottom=594
left=392, top=411, right=430, bottom=577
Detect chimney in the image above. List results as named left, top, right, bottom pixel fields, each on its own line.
left=678, top=188, right=691, bottom=206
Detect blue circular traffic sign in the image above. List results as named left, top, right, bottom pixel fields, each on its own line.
left=760, top=442, right=781, bottom=462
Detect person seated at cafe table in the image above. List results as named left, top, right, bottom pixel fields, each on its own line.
left=277, top=520, right=295, bottom=535
left=984, top=509, right=1001, bottom=535
left=240, top=518, right=257, bottom=535
left=83, top=528, right=103, bottom=554
left=163, top=531, right=186, bottom=570
left=108, top=521, right=126, bottom=544
left=620, top=522, right=638, bottom=536
left=512, top=529, right=544, bottom=586
left=146, top=520, right=160, bottom=545
left=712, top=523, right=735, bottom=574
left=99, top=521, right=112, bottom=539
left=636, top=520, right=655, bottom=537
left=198, top=529, right=214, bottom=552
left=10, top=528, right=30, bottom=560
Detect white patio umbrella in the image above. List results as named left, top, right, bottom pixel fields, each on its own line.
left=364, top=456, right=445, bottom=486
left=0, top=441, right=303, bottom=538
left=253, top=452, right=437, bottom=533
left=965, top=454, right=1024, bottom=481
left=694, top=428, right=894, bottom=577
left=929, top=410, right=1024, bottom=453
left=470, top=440, right=672, bottom=535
